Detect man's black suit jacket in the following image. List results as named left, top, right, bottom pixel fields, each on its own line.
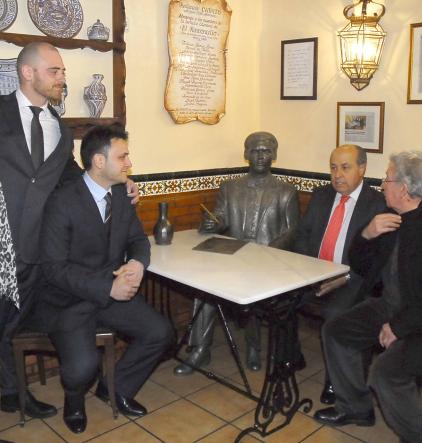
left=0, top=92, right=81, bottom=264
left=38, top=177, right=151, bottom=332
left=294, top=182, right=386, bottom=309
left=349, top=203, right=422, bottom=375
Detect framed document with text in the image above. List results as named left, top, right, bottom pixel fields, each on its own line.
left=281, top=37, right=318, bottom=100
left=337, top=102, right=385, bottom=154
left=407, top=23, right=422, bottom=104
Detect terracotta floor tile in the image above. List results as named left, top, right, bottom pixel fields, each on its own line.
left=3, top=320, right=402, bottom=443
left=150, top=363, right=216, bottom=397
left=0, top=410, right=21, bottom=432
left=155, top=357, right=176, bottom=372
left=44, top=395, right=128, bottom=443
left=298, top=378, right=332, bottom=416
left=139, top=398, right=224, bottom=443
left=301, top=333, right=322, bottom=354
left=214, top=322, right=245, bottom=346
left=296, top=348, right=324, bottom=378
left=302, top=426, right=362, bottom=442
left=89, top=422, right=161, bottom=442
left=233, top=411, right=320, bottom=443
left=298, top=320, right=317, bottom=341
left=0, top=419, right=64, bottom=443
left=187, top=383, right=256, bottom=421
left=340, top=407, right=398, bottom=443
left=134, top=379, right=179, bottom=412
left=226, top=367, right=267, bottom=397
left=309, top=368, right=325, bottom=385
left=207, top=344, right=251, bottom=378
left=29, top=375, right=64, bottom=410
left=197, top=424, right=261, bottom=442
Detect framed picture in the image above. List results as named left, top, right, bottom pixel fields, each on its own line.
left=407, top=23, right=422, bottom=104
left=281, top=37, right=318, bottom=100
left=337, top=102, right=385, bottom=154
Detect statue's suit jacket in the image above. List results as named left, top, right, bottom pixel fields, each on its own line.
left=212, top=174, right=300, bottom=249
left=295, top=182, right=386, bottom=318
left=0, top=92, right=80, bottom=265
left=38, top=178, right=151, bottom=332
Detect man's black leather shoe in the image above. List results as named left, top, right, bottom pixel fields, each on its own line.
left=95, top=381, right=147, bottom=417
left=246, top=346, right=261, bottom=371
left=63, top=394, right=86, bottom=434
left=320, top=381, right=336, bottom=405
left=173, top=345, right=211, bottom=376
left=314, top=407, right=375, bottom=427
left=0, top=391, right=57, bottom=418
left=115, top=394, right=147, bottom=417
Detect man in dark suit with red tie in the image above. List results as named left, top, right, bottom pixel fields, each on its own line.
left=295, top=144, right=386, bottom=404
left=314, top=151, right=422, bottom=443
left=35, top=125, right=174, bottom=433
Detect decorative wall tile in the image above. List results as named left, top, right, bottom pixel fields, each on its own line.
left=135, top=169, right=379, bottom=197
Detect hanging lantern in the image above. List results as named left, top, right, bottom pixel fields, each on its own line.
left=338, top=0, right=386, bottom=91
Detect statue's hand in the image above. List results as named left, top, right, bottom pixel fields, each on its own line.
left=199, top=217, right=221, bottom=233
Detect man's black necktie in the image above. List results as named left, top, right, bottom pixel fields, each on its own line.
left=104, top=192, right=112, bottom=224
left=29, top=106, right=44, bottom=170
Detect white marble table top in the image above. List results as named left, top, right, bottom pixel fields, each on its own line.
left=148, top=230, right=349, bottom=305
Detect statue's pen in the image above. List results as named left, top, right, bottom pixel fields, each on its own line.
left=200, top=204, right=219, bottom=223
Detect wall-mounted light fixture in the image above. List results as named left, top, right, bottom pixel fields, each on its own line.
left=338, top=0, right=386, bottom=91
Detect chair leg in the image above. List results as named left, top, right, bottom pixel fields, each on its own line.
left=36, top=354, right=46, bottom=385
left=12, top=344, right=26, bottom=426
left=103, top=338, right=118, bottom=419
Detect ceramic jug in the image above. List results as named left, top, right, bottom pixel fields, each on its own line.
left=153, top=202, right=174, bottom=245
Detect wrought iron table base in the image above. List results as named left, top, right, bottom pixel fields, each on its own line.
left=234, top=295, right=313, bottom=442
left=144, top=273, right=312, bottom=442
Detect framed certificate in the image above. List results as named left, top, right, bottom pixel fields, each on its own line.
left=281, top=37, right=318, bottom=100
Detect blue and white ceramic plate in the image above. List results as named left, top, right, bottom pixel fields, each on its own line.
left=0, top=58, right=18, bottom=96
left=0, top=0, right=18, bottom=31
left=27, top=0, right=83, bottom=38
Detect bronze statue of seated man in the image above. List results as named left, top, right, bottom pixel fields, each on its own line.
left=174, top=131, right=300, bottom=375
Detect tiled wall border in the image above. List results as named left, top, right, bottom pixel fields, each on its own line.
left=132, top=167, right=381, bottom=197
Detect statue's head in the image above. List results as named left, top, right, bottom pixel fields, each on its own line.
left=244, top=132, right=278, bottom=161
left=244, top=132, right=278, bottom=176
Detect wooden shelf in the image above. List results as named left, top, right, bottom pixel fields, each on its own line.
left=0, top=32, right=125, bottom=53
left=0, top=0, right=126, bottom=139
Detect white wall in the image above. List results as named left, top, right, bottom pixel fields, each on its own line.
left=124, top=0, right=261, bottom=173
left=260, top=0, right=422, bottom=177
left=2, top=1, right=421, bottom=177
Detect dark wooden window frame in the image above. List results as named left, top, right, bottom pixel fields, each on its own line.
left=0, top=0, right=126, bottom=139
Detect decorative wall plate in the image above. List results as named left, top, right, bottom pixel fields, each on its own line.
left=27, top=0, right=83, bottom=38
left=0, top=58, right=18, bottom=96
left=0, top=0, right=18, bottom=32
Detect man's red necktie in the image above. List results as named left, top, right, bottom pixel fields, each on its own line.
left=319, top=195, right=350, bottom=261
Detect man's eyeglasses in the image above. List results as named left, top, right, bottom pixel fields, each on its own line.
left=381, top=177, right=400, bottom=184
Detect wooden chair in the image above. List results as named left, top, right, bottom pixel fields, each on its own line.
left=12, top=329, right=118, bottom=426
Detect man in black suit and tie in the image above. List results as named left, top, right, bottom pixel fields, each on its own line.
left=295, top=144, right=385, bottom=404
left=36, top=124, right=173, bottom=433
left=0, top=42, right=139, bottom=420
